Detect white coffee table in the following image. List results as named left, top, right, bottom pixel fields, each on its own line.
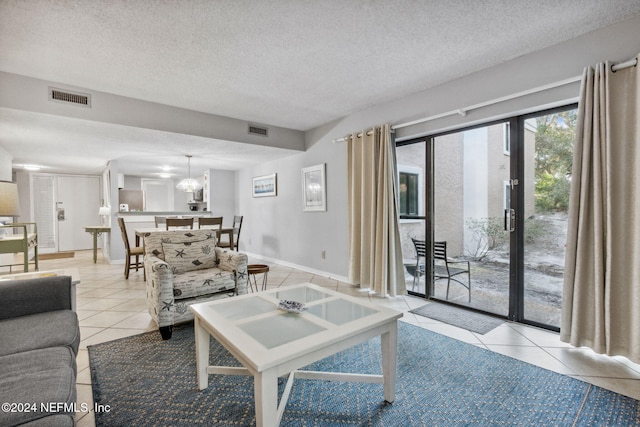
left=190, top=283, right=403, bottom=427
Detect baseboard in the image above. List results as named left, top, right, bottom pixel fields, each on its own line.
left=243, top=251, right=351, bottom=284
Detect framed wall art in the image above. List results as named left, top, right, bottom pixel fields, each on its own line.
left=252, top=173, right=277, bottom=197
left=302, top=163, right=326, bottom=211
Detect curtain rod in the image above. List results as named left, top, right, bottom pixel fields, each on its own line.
left=333, top=55, right=638, bottom=143
left=611, top=57, right=638, bottom=72
left=332, top=75, right=581, bottom=143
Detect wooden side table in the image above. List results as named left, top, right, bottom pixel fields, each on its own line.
left=247, top=264, right=269, bottom=292
left=83, top=226, right=110, bottom=263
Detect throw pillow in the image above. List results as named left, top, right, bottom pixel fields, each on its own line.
left=162, top=239, right=217, bottom=274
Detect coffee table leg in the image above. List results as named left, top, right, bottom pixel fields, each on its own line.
left=194, top=317, right=210, bottom=390
left=381, top=322, right=398, bottom=403
left=254, top=369, right=278, bottom=427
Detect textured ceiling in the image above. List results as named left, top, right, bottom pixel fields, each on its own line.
left=1, top=0, right=640, bottom=176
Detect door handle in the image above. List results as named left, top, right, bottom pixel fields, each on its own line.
left=504, top=209, right=515, bottom=232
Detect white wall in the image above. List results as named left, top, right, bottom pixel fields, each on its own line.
left=208, top=169, right=236, bottom=228
left=0, top=146, right=12, bottom=181
left=239, top=14, right=640, bottom=281
left=238, top=139, right=348, bottom=279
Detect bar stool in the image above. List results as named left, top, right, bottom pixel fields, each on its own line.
left=247, top=264, right=269, bottom=292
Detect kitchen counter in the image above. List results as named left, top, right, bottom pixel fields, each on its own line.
left=117, top=211, right=210, bottom=216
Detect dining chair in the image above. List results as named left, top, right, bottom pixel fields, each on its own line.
left=198, top=216, right=223, bottom=241
left=166, top=217, right=194, bottom=230
left=218, top=215, right=243, bottom=251
left=117, top=217, right=144, bottom=279
left=198, top=216, right=223, bottom=230
left=154, top=216, right=168, bottom=228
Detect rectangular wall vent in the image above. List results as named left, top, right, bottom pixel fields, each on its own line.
left=49, top=87, right=91, bottom=107
left=248, top=124, right=268, bottom=137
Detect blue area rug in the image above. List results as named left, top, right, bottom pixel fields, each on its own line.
left=88, top=322, right=640, bottom=426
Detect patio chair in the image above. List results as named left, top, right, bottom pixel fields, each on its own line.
left=433, top=240, right=471, bottom=302
left=410, top=238, right=471, bottom=302
left=408, top=238, right=426, bottom=290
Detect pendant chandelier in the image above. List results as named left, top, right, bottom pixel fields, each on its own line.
left=176, top=155, right=202, bottom=193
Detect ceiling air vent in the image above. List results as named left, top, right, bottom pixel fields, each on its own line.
left=248, top=124, right=268, bottom=137
left=48, top=87, right=91, bottom=107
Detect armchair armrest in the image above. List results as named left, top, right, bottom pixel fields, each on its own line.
left=144, top=255, right=178, bottom=329
left=0, top=222, right=37, bottom=237
left=0, top=276, right=72, bottom=320
left=144, top=255, right=175, bottom=299
left=215, top=248, right=249, bottom=295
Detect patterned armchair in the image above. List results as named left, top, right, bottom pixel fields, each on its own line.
left=142, top=229, right=248, bottom=339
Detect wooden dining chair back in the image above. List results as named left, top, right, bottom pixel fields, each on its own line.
left=117, top=217, right=144, bottom=279
left=218, top=215, right=243, bottom=251
left=198, top=216, right=223, bottom=230
left=154, top=216, right=168, bottom=227
left=165, top=218, right=194, bottom=230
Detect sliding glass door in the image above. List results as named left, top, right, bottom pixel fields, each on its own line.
left=398, top=105, right=577, bottom=330
left=432, top=123, right=512, bottom=316
left=521, top=109, right=576, bottom=328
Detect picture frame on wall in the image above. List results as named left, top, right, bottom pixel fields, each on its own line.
left=302, top=163, right=326, bottom=211
left=252, top=173, right=277, bottom=197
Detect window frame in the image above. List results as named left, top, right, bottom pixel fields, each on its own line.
left=397, top=164, right=423, bottom=220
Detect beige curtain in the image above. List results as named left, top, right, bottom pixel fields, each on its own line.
left=561, top=55, right=640, bottom=363
left=346, top=124, right=406, bottom=296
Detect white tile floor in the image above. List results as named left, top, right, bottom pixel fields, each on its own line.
left=7, top=250, right=638, bottom=426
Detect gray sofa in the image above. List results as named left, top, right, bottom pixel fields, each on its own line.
left=0, top=276, right=80, bottom=427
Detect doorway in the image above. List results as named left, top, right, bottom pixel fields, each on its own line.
left=397, top=105, right=576, bottom=330
left=32, top=174, right=101, bottom=253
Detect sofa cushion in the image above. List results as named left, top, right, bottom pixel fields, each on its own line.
left=0, top=276, right=73, bottom=320
left=20, top=414, right=75, bottom=426
left=162, top=239, right=218, bottom=273
left=0, top=347, right=76, bottom=427
left=0, top=310, right=80, bottom=358
left=172, top=268, right=236, bottom=299
left=143, top=229, right=218, bottom=260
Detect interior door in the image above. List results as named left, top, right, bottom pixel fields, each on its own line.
left=57, top=176, right=100, bottom=251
